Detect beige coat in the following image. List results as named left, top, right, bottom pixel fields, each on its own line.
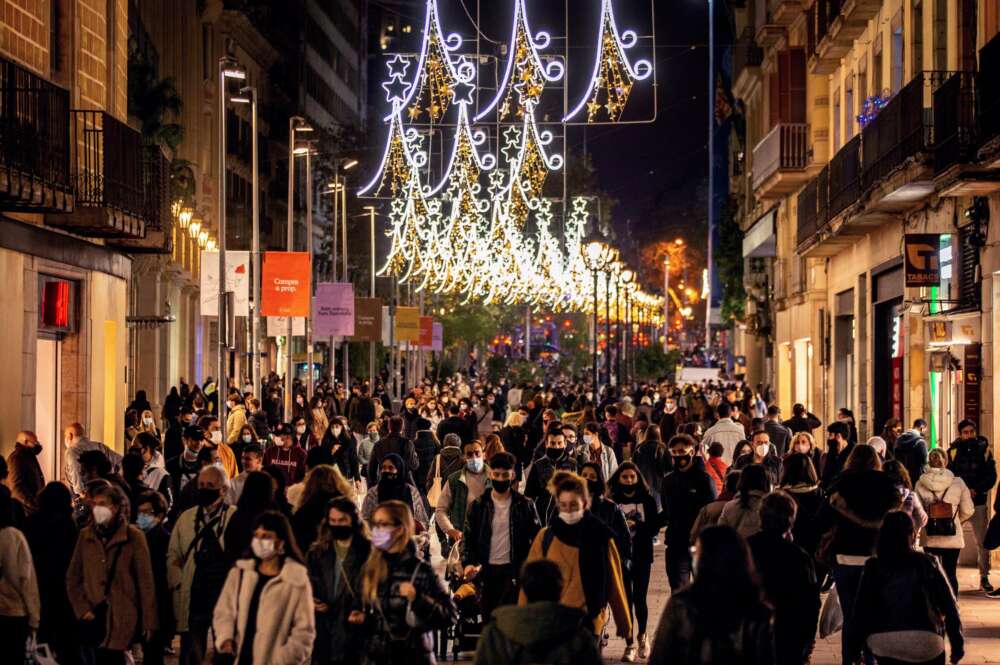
left=166, top=504, right=236, bottom=631
left=212, top=558, right=316, bottom=665
left=226, top=405, right=249, bottom=445
left=0, top=526, right=40, bottom=628
left=915, top=468, right=975, bottom=549
left=66, top=520, right=158, bottom=650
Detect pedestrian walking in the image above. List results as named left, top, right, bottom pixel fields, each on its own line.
left=361, top=454, right=429, bottom=529
left=947, top=419, right=997, bottom=592
left=213, top=510, right=316, bottom=665
left=916, top=449, right=974, bottom=595
left=719, top=464, right=772, bottom=539
left=6, top=430, right=45, bottom=513
left=292, top=465, right=356, bottom=552
left=0, top=488, right=39, bottom=662
left=660, top=434, right=716, bottom=589
left=135, top=490, right=174, bottom=665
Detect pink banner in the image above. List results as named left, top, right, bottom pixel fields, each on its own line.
left=313, top=282, right=355, bottom=337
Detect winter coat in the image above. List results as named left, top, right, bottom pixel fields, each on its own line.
left=320, top=428, right=360, bottom=481
left=701, top=418, right=747, bottom=463
left=719, top=490, right=767, bottom=539
left=632, top=441, right=670, bottom=496
left=815, top=470, right=902, bottom=561
left=948, top=436, right=997, bottom=506
left=915, top=468, right=975, bottom=549
left=436, top=416, right=472, bottom=445
left=64, top=437, right=122, bottom=496
left=524, top=452, right=579, bottom=523
left=166, top=503, right=236, bottom=631
left=660, top=462, right=717, bottom=547
left=226, top=404, right=248, bottom=445
left=783, top=413, right=821, bottom=435
left=574, top=444, right=619, bottom=487
left=462, top=490, right=541, bottom=570
left=357, top=543, right=458, bottom=665
left=6, top=443, right=45, bottom=512
left=848, top=553, right=962, bottom=663
left=748, top=530, right=820, bottom=665
left=590, top=496, right=633, bottom=566
left=764, top=420, right=793, bottom=457
left=361, top=484, right=429, bottom=528
left=734, top=452, right=781, bottom=486
left=428, top=446, right=465, bottom=494
left=23, top=509, right=77, bottom=644
left=472, top=602, right=602, bottom=665
left=894, top=430, right=929, bottom=486
left=649, top=588, right=775, bottom=665
left=142, top=451, right=173, bottom=507
left=307, top=537, right=371, bottom=664
left=500, top=425, right=529, bottom=468
left=213, top=558, right=316, bottom=665
left=145, top=524, right=175, bottom=637
left=704, top=456, right=728, bottom=495
left=782, top=484, right=824, bottom=557
left=66, top=520, right=158, bottom=650
left=0, top=526, right=40, bottom=627
left=412, top=431, right=440, bottom=491
left=690, top=499, right=728, bottom=545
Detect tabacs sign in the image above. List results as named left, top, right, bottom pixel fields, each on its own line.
left=904, top=234, right=941, bottom=287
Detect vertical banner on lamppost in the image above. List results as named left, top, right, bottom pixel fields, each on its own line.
left=394, top=306, right=420, bottom=342
left=313, top=282, right=355, bottom=337
left=261, top=252, right=311, bottom=316
left=199, top=250, right=250, bottom=316
left=418, top=316, right=434, bottom=349
left=266, top=317, right=306, bottom=337
left=350, top=298, right=383, bottom=341
left=431, top=322, right=443, bottom=351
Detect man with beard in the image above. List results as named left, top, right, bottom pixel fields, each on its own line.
left=6, top=431, right=45, bottom=513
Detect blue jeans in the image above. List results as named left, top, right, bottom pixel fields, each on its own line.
left=833, top=563, right=868, bottom=665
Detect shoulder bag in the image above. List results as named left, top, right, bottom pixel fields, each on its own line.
left=427, top=455, right=443, bottom=508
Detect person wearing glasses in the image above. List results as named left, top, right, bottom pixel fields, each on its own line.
left=352, top=501, right=457, bottom=665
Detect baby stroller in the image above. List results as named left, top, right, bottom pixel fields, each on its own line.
left=437, top=547, right=484, bottom=660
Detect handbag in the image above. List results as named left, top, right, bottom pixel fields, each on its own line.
left=819, top=585, right=843, bottom=638
left=426, top=455, right=443, bottom=508
left=79, top=539, right=126, bottom=647
left=925, top=490, right=957, bottom=537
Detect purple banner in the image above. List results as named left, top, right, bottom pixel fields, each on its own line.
left=313, top=282, right=355, bottom=337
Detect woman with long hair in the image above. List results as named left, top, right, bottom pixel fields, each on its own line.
left=213, top=511, right=316, bottom=665
left=321, top=417, right=361, bottom=483
left=849, top=511, right=963, bottom=665
left=787, top=431, right=825, bottom=474
left=292, top=465, right=357, bottom=552
left=353, top=501, right=456, bottom=665
left=139, top=409, right=160, bottom=438
left=883, top=460, right=928, bottom=531
left=308, top=497, right=371, bottom=665
left=608, top=462, right=661, bottom=660
left=778, top=453, right=824, bottom=559
left=650, top=525, right=773, bottom=664
left=915, top=449, right=975, bottom=595
left=523, top=472, right=631, bottom=641
left=225, top=471, right=277, bottom=563
left=631, top=423, right=670, bottom=509
left=719, top=464, right=772, bottom=539
left=311, top=396, right=330, bottom=443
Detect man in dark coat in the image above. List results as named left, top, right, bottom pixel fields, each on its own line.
left=437, top=403, right=472, bottom=444
left=7, top=430, right=45, bottom=513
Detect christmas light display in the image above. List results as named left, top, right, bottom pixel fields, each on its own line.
left=361, top=0, right=661, bottom=321
left=857, top=91, right=890, bottom=128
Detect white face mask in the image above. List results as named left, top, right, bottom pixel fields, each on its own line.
left=92, top=505, right=114, bottom=525
left=143, top=417, right=154, bottom=426
left=559, top=509, right=584, bottom=525
left=296, top=425, right=307, bottom=435
left=210, top=430, right=222, bottom=444
left=242, top=434, right=253, bottom=443
left=251, top=537, right=278, bottom=560
left=795, top=443, right=811, bottom=455
left=755, top=443, right=770, bottom=458
left=332, top=426, right=342, bottom=436
left=583, top=434, right=594, bottom=445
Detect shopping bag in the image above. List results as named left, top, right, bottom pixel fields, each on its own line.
left=819, top=586, right=843, bottom=638
left=26, top=641, right=60, bottom=665
left=427, top=455, right=443, bottom=508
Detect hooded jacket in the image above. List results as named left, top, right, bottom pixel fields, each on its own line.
left=225, top=404, right=248, bottom=446
left=212, top=558, right=316, bottom=665
left=948, top=436, right=997, bottom=506
left=915, top=468, right=975, bottom=549
left=142, top=451, right=173, bottom=506
left=816, top=470, right=902, bottom=560
left=472, top=602, right=602, bottom=665
left=719, top=490, right=767, bottom=539
left=893, top=430, right=929, bottom=486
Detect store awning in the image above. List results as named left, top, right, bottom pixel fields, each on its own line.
left=742, top=208, right=777, bottom=258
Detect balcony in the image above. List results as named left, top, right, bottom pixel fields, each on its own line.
left=752, top=123, right=810, bottom=198
left=754, top=0, right=785, bottom=49
left=977, top=31, right=1000, bottom=171
left=769, top=0, right=804, bottom=26
left=48, top=110, right=146, bottom=238
left=0, top=55, right=73, bottom=212
left=108, top=145, right=173, bottom=253
left=732, top=28, right=764, bottom=99
left=809, top=0, right=874, bottom=74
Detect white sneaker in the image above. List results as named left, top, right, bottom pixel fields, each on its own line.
left=622, top=646, right=638, bottom=663
left=638, top=634, right=649, bottom=659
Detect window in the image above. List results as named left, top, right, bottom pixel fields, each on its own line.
left=912, top=0, right=924, bottom=75
left=832, top=87, right=841, bottom=149
left=934, top=0, right=947, bottom=71
left=891, top=10, right=904, bottom=93
left=845, top=72, right=854, bottom=140
left=768, top=48, right=806, bottom=127
left=857, top=57, right=868, bottom=129
left=873, top=33, right=883, bottom=94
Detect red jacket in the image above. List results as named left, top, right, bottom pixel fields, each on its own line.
left=705, top=456, right=729, bottom=495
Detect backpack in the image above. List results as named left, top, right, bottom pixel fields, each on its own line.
left=925, top=488, right=957, bottom=537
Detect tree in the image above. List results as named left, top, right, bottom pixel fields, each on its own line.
left=127, top=54, right=183, bottom=149
left=716, top=195, right=745, bottom=325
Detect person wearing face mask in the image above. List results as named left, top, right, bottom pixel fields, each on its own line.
left=786, top=431, right=826, bottom=476
left=524, top=424, right=579, bottom=523
left=608, top=462, right=662, bottom=660
left=362, top=455, right=429, bottom=529
left=213, top=511, right=316, bottom=665
left=264, top=424, right=309, bottom=485
left=165, top=407, right=197, bottom=462
left=139, top=409, right=161, bottom=439
left=321, top=417, right=361, bottom=485
left=358, top=422, right=380, bottom=484
left=778, top=454, right=825, bottom=564
left=660, top=434, right=717, bottom=590
left=167, top=425, right=207, bottom=502
left=719, top=464, right=772, bottom=539
left=133, top=432, right=173, bottom=509
left=134, top=490, right=173, bottom=665
left=307, top=497, right=372, bottom=665
left=352, top=501, right=457, bottom=665
left=167, top=465, right=235, bottom=665
left=66, top=484, right=157, bottom=664
left=200, top=415, right=239, bottom=479
left=576, top=422, right=619, bottom=483
left=434, top=440, right=491, bottom=546
left=224, top=390, right=248, bottom=448
left=522, top=471, right=631, bottom=640
left=245, top=399, right=270, bottom=442
left=462, top=452, right=541, bottom=619
left=6, top=430, right=45, bottom=514
left=227, top=445, right=265, bottom=506
left=734, top=430, right=781, bottom=486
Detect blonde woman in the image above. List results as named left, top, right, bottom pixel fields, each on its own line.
left=787, top=431, right=825, bottom=480
left=351, top=501, right=456, bottom=665
left=291, top=465, right=357, bottom=550
left=139, top=409, right=160, bottom=438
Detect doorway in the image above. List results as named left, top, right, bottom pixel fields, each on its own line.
left=35, top=336, right=62, bottom=483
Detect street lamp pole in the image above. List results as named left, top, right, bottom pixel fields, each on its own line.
left=615, top=275, right=622, bottom=389
left=285, top=116, right=312, bottom=419
left=365, top=205, right=377, bottom=382
left=663, top=256, right=670, bottom=351
left=592, top=268, right=599, bottom=395
left=604, top=269, right=612, bottom=391
left=341, top=173, right=349, bottom=388
left=305, top=146, right=314, bottom=400
left=233, top=86, right=260, bottom=398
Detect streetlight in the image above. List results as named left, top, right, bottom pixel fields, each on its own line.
left=285, top=116, right=312, bottom=419
left=231, top=85, right=261, bottom=400
left=619, top=268, right=635, bottom=386
left=334, top=157, right=356, bottom=388
left=582, top=231, right=612, bottom=399
left=218, top=56, right=247, bottom=427
left=604, top=252, right=620, bottom=391
left=364, top=205, right=378, bottom=383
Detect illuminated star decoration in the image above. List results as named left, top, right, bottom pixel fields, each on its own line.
left=564, top=0, right=653, bottom=122
left=392, top=0, right=466, bottom=123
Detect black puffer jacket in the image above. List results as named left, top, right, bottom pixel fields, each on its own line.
left=848, top=552, right=962, bottom=662
left=893, top=431, right=928, bottom=487
left=307, top=536, right=371, bottom=664
left=948, top=436, right=997, bottom=506
left=590, top=496, right=633, bottom=567
left=815, top=470, right=901, bottom=559
left=412, top=430, right=439, bottom=491
left=462, top=491, right=540, bottom=570
left=358, top=542, right=458, bottom=665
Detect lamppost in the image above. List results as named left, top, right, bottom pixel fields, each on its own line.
left=218, top=57, right=246, bottom=428
left=364, top=205, right=378, bottom=383
left=231, top=85, right=260, bottom=399
left=285, top=116, right=313, bottom=419
left=619, top=268, right=634, bottom=388
left=582, top=232, right=612, bottom=398
left=604, top=252, right=620, bottom=391
left=331, top=158, right=357, bottom=388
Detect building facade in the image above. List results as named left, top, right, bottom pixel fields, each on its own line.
left=733, top=0, right=1000, bottom=450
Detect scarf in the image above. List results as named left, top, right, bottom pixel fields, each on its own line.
left=548, top=512, right=614, bottom=620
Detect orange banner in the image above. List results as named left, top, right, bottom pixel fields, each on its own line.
left=261, top=252, right=311, bottom=317
left=394, top=306, right=421, bottom=343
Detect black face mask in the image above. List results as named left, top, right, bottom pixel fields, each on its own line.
left=196, top=487, right=221, bottom=508
left=491, top=479, right=512, bottom=494
left=672, top=454, right=692, bottom=469
left=545, top=447, right=563, bottom=460
left=381, top=472, right=398, bottom=482
left=619, top=482, right=637, bottom=496
left=328, top=525, right=354, bottom=541
left=586, top=479, right=603, bottom=496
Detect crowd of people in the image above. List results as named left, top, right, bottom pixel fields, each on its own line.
left=0, top=371, right=997, bottom=665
